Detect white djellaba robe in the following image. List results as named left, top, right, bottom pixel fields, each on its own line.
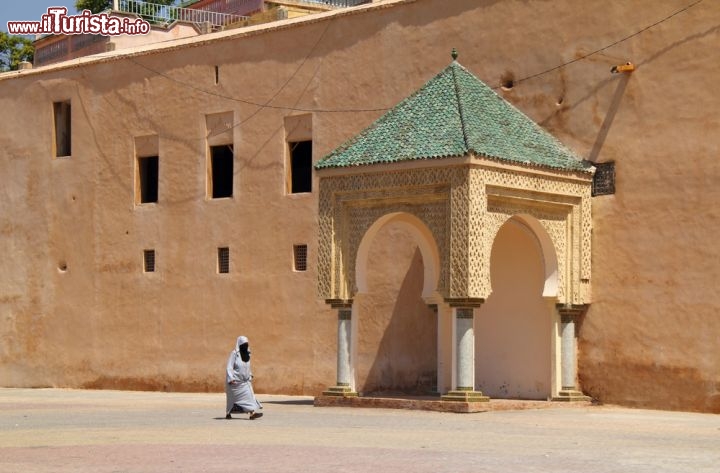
left=225, top=336, right=262, bottom=415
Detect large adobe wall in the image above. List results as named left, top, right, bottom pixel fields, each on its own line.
left=0, top=0, right=718, bottom=411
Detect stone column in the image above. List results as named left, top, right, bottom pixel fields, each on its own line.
left=560, top=313, right=577, bottom=390
left=441, top=306, right=489, bottom=402
left=322, top=305, right=358, bottom=397
left=553, top=304, right=591, bottom=401
left=336, top=308, right=352, bottom=387
left=430, top=302, right=451, bottom=395
left=426, top=303, right=441, bottom=395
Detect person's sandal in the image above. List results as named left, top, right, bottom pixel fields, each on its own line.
left=225, top=414, right=232, bottom=419
left=249, top=411, right=263, bottom=420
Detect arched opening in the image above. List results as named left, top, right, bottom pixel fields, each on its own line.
left=354, top=213, right=440, bottom=395
left=476, top=215, right=557, bottom=399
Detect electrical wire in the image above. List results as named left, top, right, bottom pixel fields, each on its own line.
left=129, top=55, right=390, bottom=113
left=128, top=0, right=703, bottom=112
left=511, top=0, right=704, bottom=86
left=205, top=13, right=334, bottom=137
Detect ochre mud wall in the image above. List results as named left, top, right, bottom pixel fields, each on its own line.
left=0, top=0, right=718, bottom=411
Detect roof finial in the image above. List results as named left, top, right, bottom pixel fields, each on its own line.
left=451, top=48, right=458, bottom=61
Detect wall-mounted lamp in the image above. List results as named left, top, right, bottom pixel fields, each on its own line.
left=611, top=62, right=635, bottom=74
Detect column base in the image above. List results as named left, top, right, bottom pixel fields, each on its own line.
left=441, top=390, right=489, bottom=402
left=552, top=390, right=591, bottom=402
left=321, top=385, right=358, bottom=397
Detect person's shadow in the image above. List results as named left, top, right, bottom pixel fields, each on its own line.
left=213, top=416, right=254, bottom=420
left=213, top=399, right=314, bottom=419
left=213, top=405, right=260, bottom=420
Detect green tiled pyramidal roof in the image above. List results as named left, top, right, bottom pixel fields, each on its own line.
left=315, top=60, right=590, bottom=172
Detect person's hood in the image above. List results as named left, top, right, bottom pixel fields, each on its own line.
left=236, top=336, right=249, bottom=351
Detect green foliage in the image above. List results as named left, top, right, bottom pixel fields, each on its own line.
left=75, top=0, right=113, bottom=14
left=0, top=32, right=34, bottom=71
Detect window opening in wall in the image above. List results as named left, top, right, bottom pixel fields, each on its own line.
left=210, top=145, right=234, bottom=198
left=53, top=101, right=71, bottom=157
left=143, top=249, right=156, bottom=273
left=218, top=247, right=230, bottom=274
left=592, top=161, right=616, bottom=196
left=289, top=141, right=312, bottom=194
left=293, top=244, right=308, bottom=272
left=214, top=65, right=219, bottom=85
left=138, top=156, right=159, bottom=203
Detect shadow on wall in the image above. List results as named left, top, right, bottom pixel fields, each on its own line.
left=358, top=246, right=437, bottom=396
left=476, top=219, right=550, bottom=400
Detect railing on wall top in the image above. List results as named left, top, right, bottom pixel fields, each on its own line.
left=117, top=0, right=248, bottom=27
left=290, top=0, right=370, bottom=6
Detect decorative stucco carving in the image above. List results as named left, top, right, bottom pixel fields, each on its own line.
left=318, top=160, right=592, bottom=305
left=476, top=165, right=592, bottom=304
left=318, top=167, right=462, bottom=300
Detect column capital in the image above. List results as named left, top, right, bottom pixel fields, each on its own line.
left=556, top=303, right=588, bottom=319
left=325, top=299, right=353, bottom=309
left=455, top=308, right=474, bottom=319
left=445, top=297, right=485, bottom=308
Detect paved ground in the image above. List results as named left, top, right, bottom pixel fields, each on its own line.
left=0, top=388, right=718, bottom=473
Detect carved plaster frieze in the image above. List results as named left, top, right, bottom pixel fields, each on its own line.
left=318, top=167, right=463, bottom=300
left=318, top=162, right=592, bottom=305
left=472, top=165, right=592, bottom=304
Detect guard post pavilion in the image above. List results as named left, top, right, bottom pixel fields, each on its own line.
left=315, top=51, right=594, bottom=407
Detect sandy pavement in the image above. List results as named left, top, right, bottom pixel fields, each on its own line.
left=1, top=388, right=718, bottom=472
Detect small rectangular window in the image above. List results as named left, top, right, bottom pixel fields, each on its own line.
left=210, top=145, right=234, bottom=199
left=293, top=244, right=308, bottom=272
left=289, top=141, right=312, bottom=194
left=592, top=162, right=616, bottom=196
left=218, top=247, right=230, bottom=274
left=138, top=156, right=159, bottom=204
left=143, top=249, right=156, bottom=273
left=53, top=101, right=71, bottom=157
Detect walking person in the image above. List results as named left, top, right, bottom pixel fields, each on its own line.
left=225, top=335, right=263, bottom=420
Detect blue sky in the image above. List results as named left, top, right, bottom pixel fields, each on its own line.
left=1, top=1, right=78, bottom=33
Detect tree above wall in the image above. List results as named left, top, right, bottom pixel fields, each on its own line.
left=0, top=32, right=34, bottom=71
left=75, top=0, right=114, bottom=13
